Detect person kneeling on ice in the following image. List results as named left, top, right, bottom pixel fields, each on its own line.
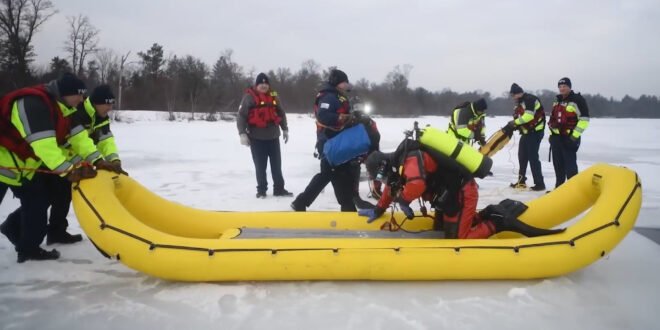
left=359, top=150, right=563, bottom=238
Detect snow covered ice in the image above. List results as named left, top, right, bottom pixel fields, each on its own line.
left=1, top=113, right=659, bottom=329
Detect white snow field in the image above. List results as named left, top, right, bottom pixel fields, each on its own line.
left=1, top=112, right=659, bottom=330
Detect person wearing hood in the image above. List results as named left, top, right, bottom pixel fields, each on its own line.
left=291, top=69, right=359, bottom=212
left=237, top=73, right=292, bottom=198
left=0, top=73, right=117, bottom=263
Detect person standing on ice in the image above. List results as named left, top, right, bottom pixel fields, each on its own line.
left=291, top=69, right=361, bottom=212
left=237, top=72, right=292, bottom=198
left=548, top=77, right=590, bottom=188
left=447, top=98, right=488, bottom=146
left=0, top=73, right=116, bottom=263
left=41, top=84, right=128, bottom=248
left=503, top=83, right=546, bottom=191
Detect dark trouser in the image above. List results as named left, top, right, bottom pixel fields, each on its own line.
left=518, top=130, right=545, bottom=186
left=0, top=183, right=7, bottom=205
left=2, top=174, right=50, bottom=253
left=294, top=159, right=357, bottom=211
left=249, top=138, right=285, bottom=193
left=549, top=134, right=580, bottom=188
left=42, top=173, right=72, bottom=234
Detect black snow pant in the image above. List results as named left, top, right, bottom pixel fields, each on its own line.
left=549, top=134, right=580, bottom=188
left=0, top=183, right=7, bottom=206
left=42, top=172, right=72, bottom=235
left=518, top=130, right=545, bottom=187
left=294, top=159, right=358, bottom=212
left=250, top=138, right=285, bottom=194
left=0, top=174, right=50, bottom=253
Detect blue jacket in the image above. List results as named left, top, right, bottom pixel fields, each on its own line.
left=315, top=83, right=351, bottom=139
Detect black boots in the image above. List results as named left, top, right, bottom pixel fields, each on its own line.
left=510, top=176, right=527, bottom=189
left=46, top=231, right=83, bottom=245
left=290, top=198, right=306, bottom=212
left=273, top=189, right=293, bottom=197
left=17, top=248, right=60, bottom=263
left=480, top=199, right=565, bottom=237
left=530, top=184, right=546, bottom=191
left=258, top=189, right=293, bottom=198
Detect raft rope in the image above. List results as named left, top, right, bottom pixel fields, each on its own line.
left=73, top=173, right=640, bottom=258
left=0, top=165, right=67, bottom=175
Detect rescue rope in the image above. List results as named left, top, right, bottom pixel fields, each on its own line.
left=0, top=165, right=66, bottom=175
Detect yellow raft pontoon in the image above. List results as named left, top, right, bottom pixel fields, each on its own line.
left=72, top=163, right=641, bottom=282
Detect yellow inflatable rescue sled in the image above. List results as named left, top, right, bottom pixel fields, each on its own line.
left=72, top=163, right=641, bottom=282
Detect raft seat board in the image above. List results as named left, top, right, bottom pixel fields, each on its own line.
left=233, top=228, right=446, bottom=239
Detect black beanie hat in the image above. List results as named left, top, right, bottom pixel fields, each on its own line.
left=510, top=83, right=524, bottom=95
left=255, top=72, right=269, bottom=85
left=473, top=98, right=488, bottom=112
left=90, top=85, right=116, bottom=105
left=57, top=72, right=87, bottom=97
left=328, top=69, right=349, bottom=87
left=558, top=77, right=572, bottom=88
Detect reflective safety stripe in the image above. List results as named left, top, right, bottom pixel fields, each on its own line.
left=70, top=155, right=83, bottom=165
left=85, top=151, right=102, bottom=163
left=0, top=167, right=18, bottom=180
left=54, top=161, right=73, bottom=173
left=25, top=130, right=56, bottom=143
left=574, top=127, right=585, bottom=134
left=105, top=153, right=119, bottom=161
left=70, top=125, right=85, bottom=136
left=98, top=132, right=114, bottom=141
left=566, top=102, right=580, bottom=116
left=534, top=121, right=544, bottom=131
left=17, top=99, right=32, bottom=136
left=581, top=117, right=591, bottom=122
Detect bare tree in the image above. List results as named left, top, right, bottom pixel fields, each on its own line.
left=64, top=14, right=99, bottom=76
left=117, top=51, right=131, bottom=110
left=95, top=48, right=117, bottom=83
left=0, top=0, right=56, bottom=87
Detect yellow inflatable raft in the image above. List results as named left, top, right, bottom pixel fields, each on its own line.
left=72, top=163, right=641, bottom=282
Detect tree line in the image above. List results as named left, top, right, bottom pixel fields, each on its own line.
left=1, top=0, right=658, bottom=118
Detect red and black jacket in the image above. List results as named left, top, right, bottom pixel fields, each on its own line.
left=0, top=85, right=71, bottom=161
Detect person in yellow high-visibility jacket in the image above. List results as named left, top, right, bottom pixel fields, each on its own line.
left=504, top=83, right=547, bottom=191
left=42, top=85, right=128, bottom=247
left=447, top=98, right=488, bottom=146
left=0, top=73, right=117, bottom=263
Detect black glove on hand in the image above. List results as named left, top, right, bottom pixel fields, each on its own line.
left=502, top=121, right=516, bottom=136
left=66, top=165, right=97, bottom=183
left=111, top=160, right=129, bottom=175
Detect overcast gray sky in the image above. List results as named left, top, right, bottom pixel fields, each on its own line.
left=33, top=0, right=659, bottom=99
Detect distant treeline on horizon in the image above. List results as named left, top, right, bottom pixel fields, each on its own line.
left=3, top=43, right=658, bottom=119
